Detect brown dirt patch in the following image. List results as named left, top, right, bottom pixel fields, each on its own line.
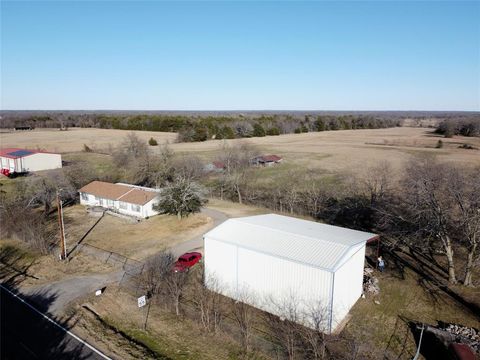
left=64, top=205, right=212, bottom=260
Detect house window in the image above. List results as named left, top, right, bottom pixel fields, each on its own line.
left=107, top=199, right=114, bottom=207
left=81, top=193, right=88, bottom=201
left=119, top=202, right=127, bottom=210
left=131, top=204, right=141, bottom=212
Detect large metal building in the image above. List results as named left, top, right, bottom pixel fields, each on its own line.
left=204, top=214, right=377, bottom=333
left=0, top=148, right=62, bottom=175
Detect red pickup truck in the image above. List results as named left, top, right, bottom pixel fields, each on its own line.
left=172, top=252, right=202, bottom=273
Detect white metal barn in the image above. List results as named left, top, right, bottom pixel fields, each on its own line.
left=0, top=148, right=62, bottom=173
left=204, top=214, right=377, bottom=333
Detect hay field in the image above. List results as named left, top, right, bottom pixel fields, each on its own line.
left=171, top=127, right=480, bottom=175
left=1, top=127, right=479, bottom=175
left=0, top=128, right=177, bottom=153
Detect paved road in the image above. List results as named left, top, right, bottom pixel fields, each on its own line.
left=0, top=285, right=110, bottom=360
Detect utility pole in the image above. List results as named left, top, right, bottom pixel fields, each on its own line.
left=57, top=191, right=67, bottom=260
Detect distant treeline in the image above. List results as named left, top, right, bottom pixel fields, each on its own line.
left=0, top=113, right=402, bottom=141
left=1, top=111, right=478, bottom=141
left=435, top=118, right=480, bottom=137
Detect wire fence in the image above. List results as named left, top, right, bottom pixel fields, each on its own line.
left=77, top=242, right=144, bottom=272
left=117, top=267, right=285, bottom=359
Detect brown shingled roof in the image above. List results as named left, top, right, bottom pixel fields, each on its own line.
left=118, top=188, right=158, bottom=205
left=261, top=155, right=282, bottom=162
left=79, top=181, right=158, bottom=205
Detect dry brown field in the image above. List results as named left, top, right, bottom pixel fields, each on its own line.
left=1, top=127, right=479, bottom=176
left=171, top=127, right=480, bottom=175
left=0, top=128, right=177, bottom=153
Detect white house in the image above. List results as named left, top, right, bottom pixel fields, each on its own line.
left=0, top=148, right=62, bottom=174
left=204, top=214, right=378, bottom=333
left=79, top=181, right=160, bottom=218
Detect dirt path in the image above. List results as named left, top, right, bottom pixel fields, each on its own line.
left=19, top=207, right=228, bottom=316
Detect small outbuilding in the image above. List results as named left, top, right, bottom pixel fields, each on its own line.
left=250, top=154, right=283, bottom=166
left=204, top=214, right=377, bottom=333
left=204, top=161, right=226, bottom=173
left=0, top=148, right=62, bottom=175
left=79, top=181, right=160, bottom=218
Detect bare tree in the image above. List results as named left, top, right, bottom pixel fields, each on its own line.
left=64, top=162, right=99, bottom=189
left=446, top=167, right=480, bottom=286
left=302, top=171, right=329, bottom=218
left=0, top=187, right=56, bottom=254
left=113, top=132, right=148, bottom=166
left=217, top=142, right=258, bottom=204
left=361, top=161, right=393, bottom=207
left=192, top=272, right=224, bottom=333
left=166, top=271, right=189, bottom=316
left=230, top=287, right=258, bottom=353
left=26, top=172, right=76, bottom=216
left=390, top=159, right=459, bottom=283
left=299, top=301, right=330, bottom=360
left=173, top=154, right=205, bottom=181
left=141, top=251, right=175, bottom=298
left=127, top=144, right=175, bottom=187
left=264, top=294, right=304, bottom=360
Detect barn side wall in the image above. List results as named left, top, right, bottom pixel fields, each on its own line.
left=204, top=236, right=333, bottom=332
left=22, top=153, right=62, bottom=171
left=331, top=244, right=366, bottom=331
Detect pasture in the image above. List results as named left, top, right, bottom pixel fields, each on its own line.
left=2, top=127, right=478, bottom=177
left=0, top=128, right=177, bottom=153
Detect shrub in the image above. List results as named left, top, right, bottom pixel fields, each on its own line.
left=219, top=126, right=235, bottom=139
left=83, top=144, right=93, bottom=152
left=459, top=143, right=475, bottom=150
left=266, top=127, right=280, bottom=136
left=436, top=140, right=443, bottom=148
left=193, top=126, right=208, bottom=142
left=252, top=123, right=266, bottom=137
left=148, top=137, right=158, bottom=146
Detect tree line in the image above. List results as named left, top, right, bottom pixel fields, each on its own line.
left=435, top=118, right=480, bottom=138
left=0, top=112, right=404, bottom=141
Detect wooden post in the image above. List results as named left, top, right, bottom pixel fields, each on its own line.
left=57, top=192, right=67, bottom=260
left=143, top=301, right=151, bottom=331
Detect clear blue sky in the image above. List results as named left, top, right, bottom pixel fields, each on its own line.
left=1, top=1, right=479, bottom=111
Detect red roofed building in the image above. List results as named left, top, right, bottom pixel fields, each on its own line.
left=0, top=148, right=62, bottom=175
left=204, top=160, right=226, bottom=172
left=251, top=155, right=283, bottom=166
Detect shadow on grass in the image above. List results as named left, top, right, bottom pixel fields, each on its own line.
left=0, top=244, right=39, bottom=288
left=386, top=248, right=480, bottom=321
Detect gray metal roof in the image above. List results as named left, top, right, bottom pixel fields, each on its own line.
left=204, top=214, right=377, bottom=272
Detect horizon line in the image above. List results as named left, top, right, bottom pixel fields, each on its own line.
left=1, top=109, right=479, bottom=113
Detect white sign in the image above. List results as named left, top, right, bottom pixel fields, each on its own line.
left=137, top=295, right=147, bottom=308
left=95, top=289, right=103, bottom=296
